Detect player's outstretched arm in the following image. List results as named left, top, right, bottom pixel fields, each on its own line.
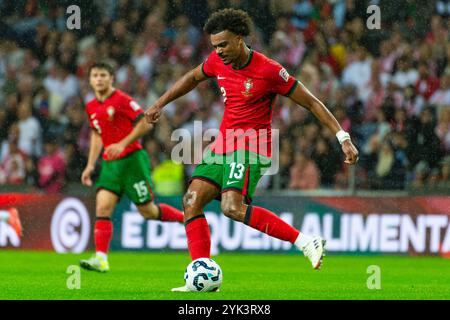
left=288, top=81, right=359, bottom=165
left=145, top=64, right=207, bottom=124
left=82, top=130, right=103, bottom=186
left=105, top=117, right=152, bottom=160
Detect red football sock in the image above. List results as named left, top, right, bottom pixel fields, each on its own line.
left=245, top=206, right=300, bottom=243
left=185, top=215, right=211, bottom=260
left=158, top=203, right=184, bottom=222
left=94, top=218, right=113, bottom=254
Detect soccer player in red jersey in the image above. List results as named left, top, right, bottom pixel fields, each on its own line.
left=0, top=208, right=22, bottom=237
left=79, top=62, right=184, bottom=272
left=145, top=9, right=359, bottom=291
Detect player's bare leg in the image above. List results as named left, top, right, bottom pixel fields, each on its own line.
left=80, top=189, right=119, bottom=272
left=172, top=179, right=219, bottom=292
left=221, top=190, right=326, bottom=269
left=137, top=201, right=184, bottom=223
left=183, top=179, right=219, bottom=257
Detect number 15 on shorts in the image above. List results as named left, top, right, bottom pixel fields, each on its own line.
left=133, top=181, right=148, bottom=203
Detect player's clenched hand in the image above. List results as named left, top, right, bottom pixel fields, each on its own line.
left=105, top=143, right=125, bottom=160
left=81, top=165, right=95, bottom=186
left=145, top=105, right=161, bottom=124
left=342, top=140, right=359, bottom=165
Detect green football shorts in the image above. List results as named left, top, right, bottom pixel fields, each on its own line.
left=190, top=149, right=272, bottom=204
left=96, top=149, right=154, bottom=205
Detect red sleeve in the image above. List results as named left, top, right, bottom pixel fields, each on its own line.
left=85, top=104, right=95, bottom=130
left=268, top=61, right=298, bottom=96
left=121, top=94, right=144, bottom=122
left=201, top=51, right=218, bottom=78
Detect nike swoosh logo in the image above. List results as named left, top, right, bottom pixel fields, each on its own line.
left=226, top=181, right=239, bottom=185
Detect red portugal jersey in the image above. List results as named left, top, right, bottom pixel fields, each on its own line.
left=202, top=49, right=298, bottom=157
left=85, top=89, right=144, bottom=160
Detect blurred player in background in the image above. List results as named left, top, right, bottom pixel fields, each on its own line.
left=79, top=62, right=184, bottom=272
left=0, top=208, right=22, bottom=237
left=145, top=9, right=359, bottom=291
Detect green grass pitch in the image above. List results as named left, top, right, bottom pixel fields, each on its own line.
left=1, top=251, right=449, bottom=300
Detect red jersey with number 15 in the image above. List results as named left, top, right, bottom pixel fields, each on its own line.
left=202, top=49, right=298, bottom=157
left=85, top=89, right=144, bottom=160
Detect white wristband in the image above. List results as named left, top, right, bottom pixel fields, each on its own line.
left=336, top=130, right=351, bottom=145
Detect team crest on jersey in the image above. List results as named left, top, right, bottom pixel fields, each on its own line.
left=242, top=78, right=253, bottom=97
left=107, top=106, right=115, bottom=121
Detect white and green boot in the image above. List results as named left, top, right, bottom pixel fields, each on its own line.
left=80, top=254, right=110, bottom=273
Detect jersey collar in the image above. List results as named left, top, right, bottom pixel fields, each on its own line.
left=232, top=47, right=253, bottom=70
left=95, top=89, right=117, bottom=103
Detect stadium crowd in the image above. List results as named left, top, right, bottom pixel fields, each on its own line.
left=0, top=0, right=449, bottom=195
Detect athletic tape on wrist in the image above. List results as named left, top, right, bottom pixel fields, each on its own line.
left=336, top=130, right=351, bottom=145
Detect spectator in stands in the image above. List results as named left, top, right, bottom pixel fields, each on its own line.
left=391, top=55, right=419, bottom=89
left=374, top=138, right=407, bottom=190
left=63, top=103, right=86, bottom=145
left=5, top=93, right=19, bottom=126
left=435, top=106, right=450, bottom=152
left=414, top=61, right=440, bottom=101
left=429, top=73, right=450, bottom=108
left=289, top=152, right=320, bottom=190
left=406, top=107, right=444, bottom=171
left=427, top=168, right=441, bottom=188
left=411, top=160, right=430, bottom=189
left=0, top=0, right=448, bottom=193
left=402, top=84, right=425, bottom=117
left=37, top=137, right=65, bottom=193
left=152, top=158, right=185, bottom=196
left=438, top=155, right=450, bottom=188
left=342, top=45, right=372, bottom=102
left=43, top=64, right=79, bottom=119
left=1, top=122, right=20, bottom=162
left=131, top=40, right=153, bottom=81
left=362, top=108, right=392, bottom=157
left=392, top=108, right=408, bottom=134
left=313, top=137, right=340, bottom=187
left=17, top=100, right=42, bottom=158
left=290, top=0, right=314, bottom=30
left=278, top=139, right=294, bottom=189
left=333, top=105, right=351, bottom=133
left=0, top=108, right=8, bottom=141
left=0, top=123, right=32, bottom=185
left=436, top=1, right=450, bottom=18
left=34, top=87, right=50, bottom=119
left=0, top=137, right=30, bottom=185
left=63, top=140, right=86, bottom=183
left=364, top=60, right=388, bottom=122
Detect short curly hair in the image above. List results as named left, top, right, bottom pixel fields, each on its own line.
left=204, top=8, right=253, bottom=36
